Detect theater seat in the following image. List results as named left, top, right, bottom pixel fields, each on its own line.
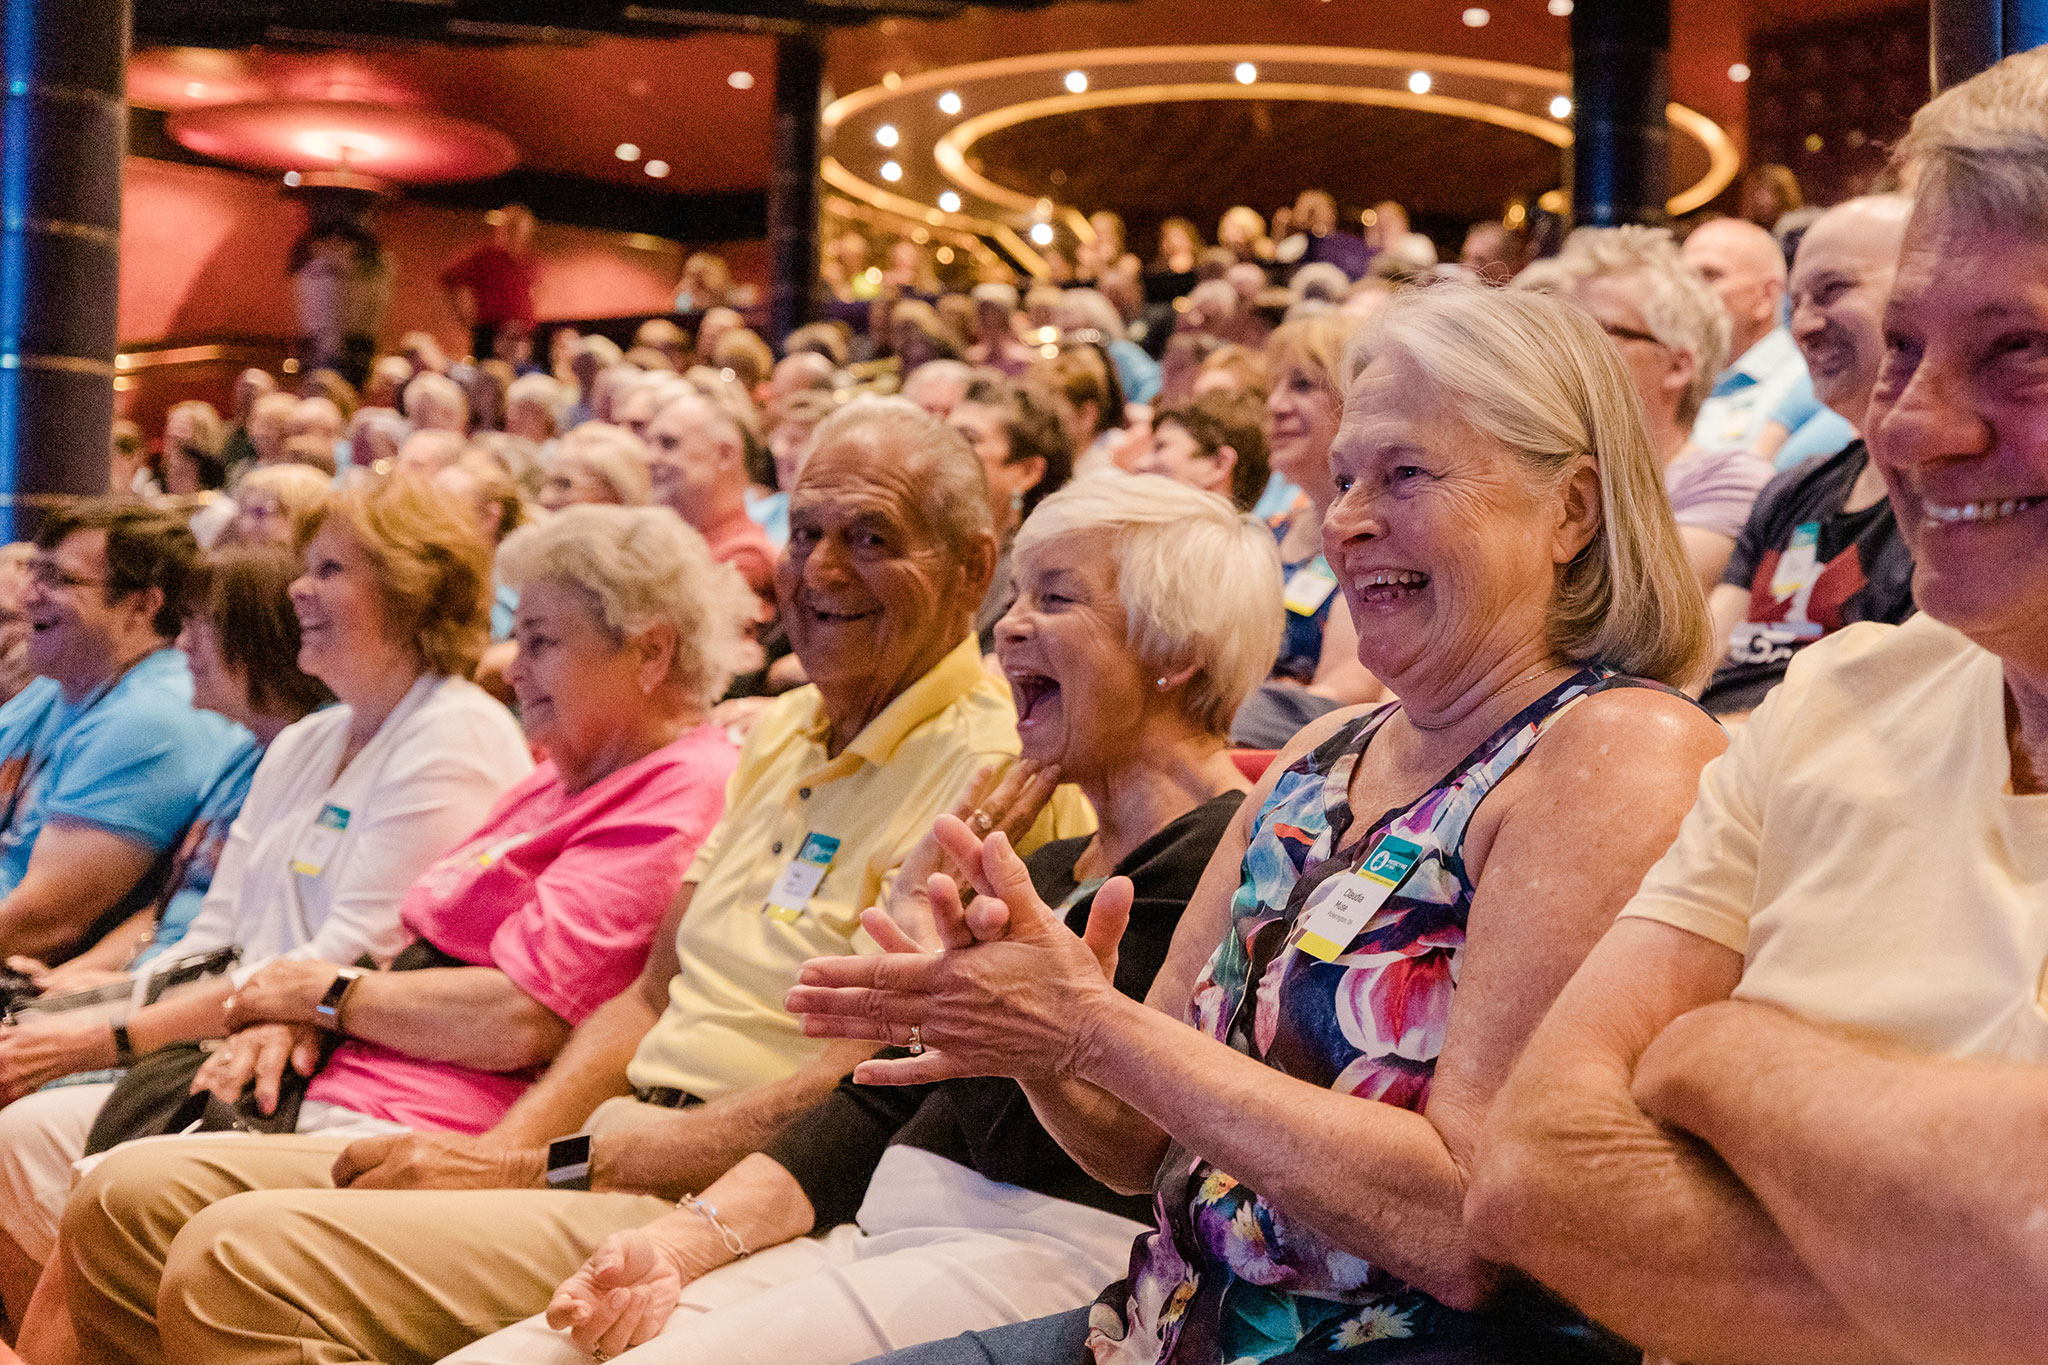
left=1230, top=750, right=1276, bottom=782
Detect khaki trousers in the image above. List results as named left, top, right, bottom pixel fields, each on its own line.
left=61, top=1134, right=669, bottom=1365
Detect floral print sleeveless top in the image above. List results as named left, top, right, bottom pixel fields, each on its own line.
left=1087, top=668, right=1652, bottom=1364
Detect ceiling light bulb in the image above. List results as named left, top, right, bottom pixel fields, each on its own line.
left=1408, top=71, right=1432, bottom=95
left=645, top=159, right=670, bottom=178
left=1030, top=222, right=1055, bottom=246
left=1550, top=95, right=1572, bottom=118
left=728, top=71, right=754, bottom=90
left=1548, top=0, right=1573, bottom=13
left=615, top=143, right=640, bottom=160
left=882, top=71, right=902, bottom=90
left=876, top=124, right=899, bottom=147
left=1235, top=62, right=1257, bottom=85
left=1729, top=62, right=1752, bottom=82
left=1065, top=70, right=1088, bottom=94
left=283, top=170, right=301, bottom=187
left=880, top=160, right=903, bottom=182
left=1463, top=7, right=1490, bottom=25
left=938, top=191, right=962, bottom=213
left=938, top=91, right=962, bottom=115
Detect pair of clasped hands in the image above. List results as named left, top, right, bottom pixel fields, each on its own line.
left=544, top=761, right=1136, bottom=1356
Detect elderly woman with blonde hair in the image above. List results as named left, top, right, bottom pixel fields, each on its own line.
left=794, top=284, right=1726, bottom=1365
left=541, top=421, right=653, bottom=510
left=229, top=462, right=332, bottom=551
left=442, top=476, right=1284, bottom=1365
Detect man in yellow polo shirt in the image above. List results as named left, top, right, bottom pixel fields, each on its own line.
left=52, top=397, right=1092, bottom=1365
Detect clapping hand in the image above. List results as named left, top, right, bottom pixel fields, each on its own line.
left=879, top=761, right=1059, bottom=948
left=786, top=820, right=1132, bottom=1086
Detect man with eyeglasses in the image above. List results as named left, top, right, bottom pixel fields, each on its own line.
left=0, top=502, right=245, bottom=966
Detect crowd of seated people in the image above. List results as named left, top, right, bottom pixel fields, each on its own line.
left=2, top=46, right=2040, bottom=1365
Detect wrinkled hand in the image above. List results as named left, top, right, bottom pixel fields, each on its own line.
left=785, top=822, right=1130, bottom=1086
left=331, top=1129, right=545, bottom=1191
left=545, top=1228, right=694, bottom=1355
left=34, top=962, right=131, bottom=994
left=880, top=761, right=1060, bottom=948
left=0, top=1017, right=116, bottom=1103
left=192, top=1022, right=323, bottom=1115
left=222, top=959, right=344, bottom=1032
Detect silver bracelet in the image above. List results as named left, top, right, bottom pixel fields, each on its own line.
left=679, top=1194, right=751, bottom=1259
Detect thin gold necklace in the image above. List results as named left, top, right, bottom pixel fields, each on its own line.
left=1401, top=662, right=1570, bottom=733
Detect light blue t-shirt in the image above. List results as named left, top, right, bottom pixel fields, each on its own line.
left=491, top=583, right=520, bottom=644
left=746, top=489, right=790, bottom=552
left=1767, top=385, right=1858, bottom=470
left=0, top=650, right=250, bottom=908
left=130, top=734, right=263, bottom=967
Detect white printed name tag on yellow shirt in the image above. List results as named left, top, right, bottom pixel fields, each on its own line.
left=289, top=804, right=351, bottom=878
left=1282, top=559, right=1339, bottom=616
left=765, top=833, right=841, bottom=924
left=1295, top=834, right=1424, bottom=962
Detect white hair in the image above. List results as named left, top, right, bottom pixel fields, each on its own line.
left=1291, top=263, right=1351, bottom=305
left=402, top=371, right=468, bottom=429
left=496, top=504, right=756, bottom=708
left=1013, top=474, right=1282, bottom=736
left=505, top=373, right=566, bottom=435
left=553, top=422, right=652, bottom=504
left=807, top=395, right=992, bottom=559
left=1895, top=45, right=2048, bottom=235
left=1517, top=225, right=1731, bottom=426
left=1057, top=288, right=1126, bottom=341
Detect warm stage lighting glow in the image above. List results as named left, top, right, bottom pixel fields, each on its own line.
left=1407, top=71, right=1432, bottom=95
left=645, top=159, right=670, bottom=177
left=1550, top=95, right=1572, bottom=118
left=880, top=160, right=903, bottom=181
left=728, top=71, right=754, bottom=89
left=1729, top=63, right=1752, bottom=82
left=1235, top=63, right=1257, bottom=85
left=938, top=91, right=963, bottom=115
left=938, top=191, right=962, bottom=212
left=1030, top=222, right=1055, bottom=245
left=876, top=124, right=899, bottom=147
left=1463, top=8, right=1490, bottom=26
left=615, top=143, right=640, bottom=160
left=299, top=130, right=386, bottom=161
left=1065, top=70, right=1089, bottom=94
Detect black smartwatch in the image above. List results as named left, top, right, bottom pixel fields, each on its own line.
left=545, top=1133, right=593, bottom=1191
left=313, top=967, right=365, bottom=1031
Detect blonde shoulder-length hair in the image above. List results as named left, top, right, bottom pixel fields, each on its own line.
left=1344, top=284, right=1710, bottom=687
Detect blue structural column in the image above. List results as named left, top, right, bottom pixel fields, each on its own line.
left=1934, top=0, right=2048, bottom=91
left=1570, top=0, right=1671, bottom=228
left=0, top=0, right=127, bottom=540
left=767, top=29, right=824, bottom=348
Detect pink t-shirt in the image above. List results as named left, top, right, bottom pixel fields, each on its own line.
left=306, top=724, right=737, bottom=1132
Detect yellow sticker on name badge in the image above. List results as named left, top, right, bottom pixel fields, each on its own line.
left=1283, top=558, right=1339, bottom=616
left=289, top=804, right=350, bottom=878
left=1295, top=834, right=1424, bottom=962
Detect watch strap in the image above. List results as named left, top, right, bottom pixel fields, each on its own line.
left=109, top=1017, right=136, bottom=1066
left=313, top=968, right=364, bottom=1031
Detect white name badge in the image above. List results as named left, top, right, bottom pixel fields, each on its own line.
left=1769, top=522, right=1822, bottom=600
left=1295, top=834, right=1425, bottom=962
left=289, top=804, right=351, bottom=878
left=1283, top=559, right=1339, bottom=616
left=765, top=832, right=842, bottom=924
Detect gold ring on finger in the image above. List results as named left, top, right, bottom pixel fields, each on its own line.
left=968, top=810, right=993, bottom=835
left=907, top=1024, right=925, bottom=1056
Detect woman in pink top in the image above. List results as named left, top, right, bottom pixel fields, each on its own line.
left=201, top=505, right=758, bottom=1134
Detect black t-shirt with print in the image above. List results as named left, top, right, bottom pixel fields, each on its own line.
left=1701, top=440, right=1916, bottom=715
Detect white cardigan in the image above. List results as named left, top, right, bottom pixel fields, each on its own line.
left=179, top=674, right=532, bottom=982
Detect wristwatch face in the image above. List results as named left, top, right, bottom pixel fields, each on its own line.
left=545, top=1133, right=593, bottom=1190
left=315, top=968, right=361, bottom=1023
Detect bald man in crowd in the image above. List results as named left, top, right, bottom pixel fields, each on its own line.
left=1683, top=216, right=1814, bottom=454
left=644, top=392, right=777, bottom=603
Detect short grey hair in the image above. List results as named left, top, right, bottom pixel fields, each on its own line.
left=402, top=372, right=468, bottom=429
left=1347, top=284, right=1711, bottom=688
left=1894, top=45, right=2048, bottom=236
left=1014, top=475, right=1281, bottom=736
left=505, top=373, right=565, bottom=434
left=1056, top=288, right=1125, bottom=341
left=1517, top=225, right=1731, bottom=426
left=1292, top=263, right=1351, bottom=305
left=554, top=422, right=652, bottom=505
left=495, top=504, right=756, bottom=708
left=805, top=395, right=992, bottom=558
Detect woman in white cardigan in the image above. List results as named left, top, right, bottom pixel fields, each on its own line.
left=0, top=473, right=532, bottom=1303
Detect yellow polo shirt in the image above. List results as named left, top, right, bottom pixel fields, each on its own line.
left=625, top=636, right=1093, bottom=1101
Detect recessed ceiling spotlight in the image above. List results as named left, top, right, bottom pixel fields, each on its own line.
left=883, top=71, right=902, bottom=90
left=1030, top=222, right=1055, bottom=245
left=645, top=159, right=670, bottom=178
left=876, top=124, right=899, bottom=147
left=1729, top=62, right=1752, bottom=82
left=184, top=82, right=205, bottom=97
left=938, top=190, right=962, bottom=213
left=1550, top=95, right=1572, bottom=118
left=283, top=170, right=302, bottom=187
left=728, top=71, right=754, bottom=90
left=1235, top=62, right=1257, bottom=85
left=938, top=90, right=962, bottom=115
left=1548, top=0, right=1573, bottom=13
left=880, top=160, right=903, bottom=182
left=615, top=143, right=640, bottom=160
left=1463, top=8, right=1490, bottom=26
left=1408, top=71, right=1432, bottom=95
left=1065, top=70, right=1088, bottom=94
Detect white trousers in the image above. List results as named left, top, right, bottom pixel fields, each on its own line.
left=0, top=1078, right=403, bottom=1266
left=441, top=1146, right=1142, bottom=1365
